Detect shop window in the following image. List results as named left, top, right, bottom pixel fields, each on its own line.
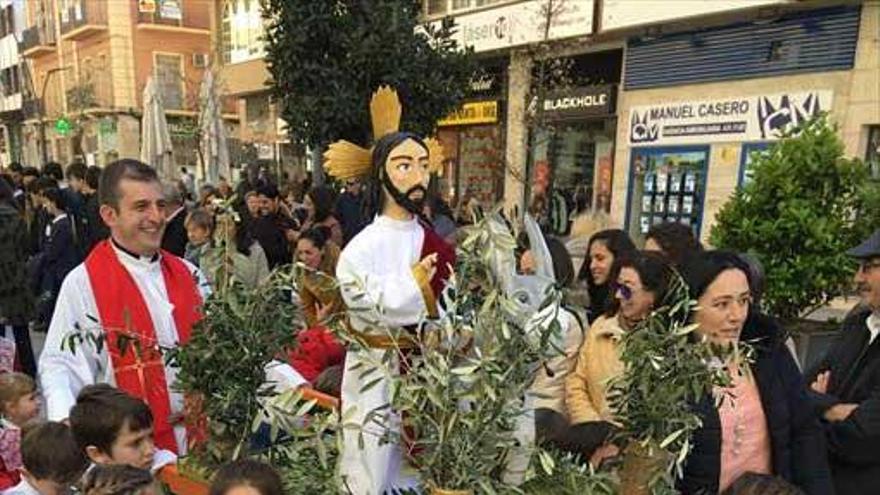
left=530, top=120, right=611, bottom=236
left=739, top=142, right=771, bottom=187
left=867, top=126, right=880, bottom=179
left=626, top=147, right=710, bottom=245
left=155, top=53, right=184, bottom=110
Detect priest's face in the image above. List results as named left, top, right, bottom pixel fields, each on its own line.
left=100, top=178, right=167, bottom=256
left=383, top=138, right=430, bottom=215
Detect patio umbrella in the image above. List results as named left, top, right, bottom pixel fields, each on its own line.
left=198, top=69, right=230, bottom=185
left=140, top=75, right=174, bottom=178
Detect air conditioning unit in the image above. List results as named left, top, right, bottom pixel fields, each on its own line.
left=192, top=53, right=209, bottom=68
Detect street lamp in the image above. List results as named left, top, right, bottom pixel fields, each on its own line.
left=39, top=66, right=71, bottom=166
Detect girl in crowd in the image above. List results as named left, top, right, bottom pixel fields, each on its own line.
left=291, top=227, right=345, bottom=395
left=566, top=251, right=676, bottom=462
left=0, top=373, right=40, bottom=490
left=678, top=251, right=832, bottom=494
left=576, top=229, right=637, bottom=323
left=302, top=186, right=343, bottom=247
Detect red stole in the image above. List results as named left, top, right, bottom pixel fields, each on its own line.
left=420, top=223, right=456, bottom=297
left=84, top=240, right=202, bottom=453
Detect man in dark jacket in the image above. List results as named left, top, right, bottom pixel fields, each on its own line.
left=160, top=181, right=188, bottom=257
left=81, top=166, right=108, bottom=254
left=251, top=183, right=298, bottom=269
left=808, top=228, right=880, bottom=495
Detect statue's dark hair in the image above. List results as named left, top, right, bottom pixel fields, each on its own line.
left=361, top=131, right=428, bottom=221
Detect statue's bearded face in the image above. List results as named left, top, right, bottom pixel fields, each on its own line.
left=382, top=138, right=430, bottom=215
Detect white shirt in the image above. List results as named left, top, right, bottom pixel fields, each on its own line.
left=38, top=243, right=210, bottom=453
left=2, top=479, right=39, bottom=495
left=867, top=312, right=880, bottom=345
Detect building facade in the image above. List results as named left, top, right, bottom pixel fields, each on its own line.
left=430, top=0, right=880, bottom=240
left=214, top=0, right=305, bottom=182
left=17, top=0, right=226, bottom=172
left=612, top=2, right=880, bottom=245
left=0, top=0, right=24, bottom=167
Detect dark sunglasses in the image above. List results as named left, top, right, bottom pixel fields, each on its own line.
left=615, top=284, right=634, bottom=301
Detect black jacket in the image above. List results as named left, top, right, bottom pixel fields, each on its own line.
left=807, top=307, right=880, bottom=495
left=161, top=207, right=188, bottom=257
left=680, top=313, right=834, bottom=495
left=0, top=204, right=34, bottom=325
left=82, top=192, right=108, bottom=254
left=251, top=213, right=296, bottom=269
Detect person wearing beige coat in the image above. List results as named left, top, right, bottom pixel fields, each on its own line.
left=565, top=314, right=624, bottom=425
left=563, top=251, right=676, bottom=461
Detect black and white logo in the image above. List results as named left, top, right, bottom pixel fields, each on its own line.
left=757, top=92, right=823, bottom=139
left=630, top=111, right=659, bottom=143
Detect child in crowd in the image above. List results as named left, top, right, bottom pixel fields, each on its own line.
left=209, top=459, right=284, bottom=495
left=5, top=421, right=89, bottom=495
left=69, top=384, right=175, bottom=472
left=184, top=208, right=215, bottom=267
left=80, top=464, right=159, bottom=495
left=0, top=373, right=40, bottom=490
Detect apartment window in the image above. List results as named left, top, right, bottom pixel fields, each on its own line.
left=245, top=94, right=270, bottom=131
left=425, top=0, right=447, bottom=15
left=221, top=0, right=264, bottom=64
left=155, top=54, right=184, bottom=110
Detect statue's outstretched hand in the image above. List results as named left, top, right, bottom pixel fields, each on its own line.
left=419, top=253, right=439, bottom=280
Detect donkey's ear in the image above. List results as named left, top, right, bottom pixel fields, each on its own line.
left=524, top=214, right=555, bottom=283
left=485, top=213, right=518, bottom=294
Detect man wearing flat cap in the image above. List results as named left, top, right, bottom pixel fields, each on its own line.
left=807, top=229, right=880, bottom=494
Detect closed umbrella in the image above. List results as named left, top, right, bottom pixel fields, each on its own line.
left=198, top=70, right=230, bottom=185
left=140, top=75, right=174, bottom=178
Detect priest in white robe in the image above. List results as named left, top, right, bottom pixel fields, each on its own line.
left=39, top=159, right=303, bottom=458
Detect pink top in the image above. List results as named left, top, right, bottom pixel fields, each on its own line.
left=716, top=372, right=772, bottom=493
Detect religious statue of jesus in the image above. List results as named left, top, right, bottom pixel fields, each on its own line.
left=324, top=87, right=455, bottom=494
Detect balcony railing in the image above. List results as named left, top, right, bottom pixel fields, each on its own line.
left=136, top=5, right=210, bottom=33
left=19, top=25, right=56, bottom=57
left=59, top=0, right=107, bottom=41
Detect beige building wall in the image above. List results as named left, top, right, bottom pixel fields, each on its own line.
left=610, top=1, right=880, bottom=246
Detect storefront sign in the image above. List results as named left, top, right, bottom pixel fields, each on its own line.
left=628, top=90, right=833, bottom=145
left=438, top=101, right=499, bottom=127
left=533, top=85, right=616, bottom=121
left=436, top=0, right=593, bottom=53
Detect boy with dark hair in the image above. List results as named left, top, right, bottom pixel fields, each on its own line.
left=5, top=421, right=89, bottom=495
left=69, top=384, right=174, bottom=472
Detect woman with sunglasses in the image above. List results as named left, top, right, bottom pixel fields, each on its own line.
left=576, top=229, right=637, bottom=324
left=565, top=251, right=675, bottom=462
left=677, top=251, right=832, bottom=494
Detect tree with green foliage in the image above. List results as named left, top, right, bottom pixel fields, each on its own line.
left=261, top=0, right=475, bottom=154
left=711, top=116, right=880, bottom=321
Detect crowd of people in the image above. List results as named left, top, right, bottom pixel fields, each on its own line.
left=0, top=153, right=877, bottom=495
